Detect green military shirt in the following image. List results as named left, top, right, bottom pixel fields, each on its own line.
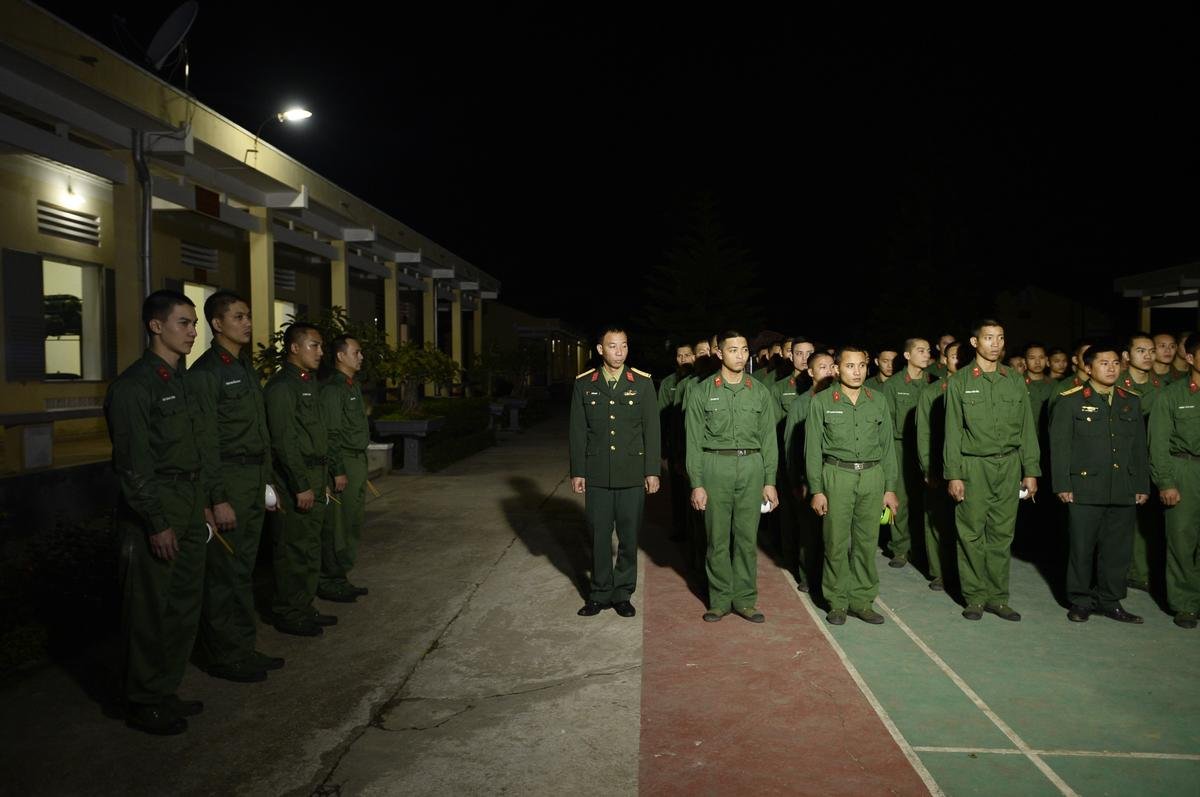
left=804, top=384, right=898, bottom=495
left=189, top=343, right=269, bottom=461
left=781, top=387, right=818, bottom=481
left=1024, top=376, right=1057, bottom=432
left=1148, top=374, right=1200, bottom=491
left=881, top=369, right=933, bottom=443
left=264, top=362, right=330, bottom=495
left=916, top=377, right=950, bottom=477
left=684, top=372, right=779, bottom=488
left=569, top=366, right=660, bottom=488
left=943, top=359, right=1041, bottom=481
left=321, top=372, right=370, bottom=477
left=1050, top=382, right=1148, bottom=503
left=1117, top=369, right=1165, bottom=418
left=865, top=374, right=889, bottom=391
left=771, top=372, right=803, bottom=421
left=105, top=350, right=223, bottom=533
left=657, top=371, right=683, bottom=412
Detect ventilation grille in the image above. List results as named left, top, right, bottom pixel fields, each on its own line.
left=181, top=242, right=218, bottom=273
left=274, top=268, right=296, bottom=292
left=37, top=201, right=100, bottom=246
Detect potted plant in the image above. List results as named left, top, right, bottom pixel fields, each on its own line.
left=372, top=342, right=460, bottom=473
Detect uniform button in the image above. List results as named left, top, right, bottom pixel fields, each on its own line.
left=610, top=400, right=615, bottom=405
left=610, top=415, right=616, bottom=420
left=610, top=430, right=615, bottom=436
left=1113, top=463, right=1120, bottom=469
left=610, top=445, right=616, bottom=451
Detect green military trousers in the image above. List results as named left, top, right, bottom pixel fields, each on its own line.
left=586, top=485, right=643, bottom=603
left=1066, top=503, right=1135, bottom=610
left=955, top=452, right=1021, bottom=607
left=1127, top=492, right=1163, bottom=586
left=923, top=483, right=955, bottom=582
left=820, top=463, right=884, bottom=612
left=195, top=462, right=267, bottom=668
left=320, top=450, right=368, bottom=592
left=1164, top=458, right=1200, bottom=615
left=702, top=452, right=765, bottom=613
left=888, top=440, right=921, bottom=560
left=118, top=478, right=207, bottom=707
left=270, top=465, right=328, bottom=624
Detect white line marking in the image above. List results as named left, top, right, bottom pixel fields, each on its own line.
left=779, top=569, right=945, bottom=797
left=876, top=598, right=1080, bottom=797
left=912, top=746, right=1200, bottom=762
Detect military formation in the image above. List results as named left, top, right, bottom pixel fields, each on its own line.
left=105, top=290, right=373, bottom=736
left=576, top=321, right=1200, bottom=635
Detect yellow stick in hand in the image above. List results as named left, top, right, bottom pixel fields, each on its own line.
left=367, top=479, right=382, bottom=497
left=212, top=527, right=235, bottom=554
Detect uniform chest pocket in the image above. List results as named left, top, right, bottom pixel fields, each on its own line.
left=1115, top=414, right=1139, bottom=437
left=221, top=379, right=249, bottom=400
left=962, top=397, right=988, bottom=427
left=705, top=406, right=732, bottom=436
left=1073, top=410, right=1104, bottom=436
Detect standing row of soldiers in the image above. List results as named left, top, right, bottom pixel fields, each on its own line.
left=105, top=290, right=372, bottom=736
left=646, top=322, right=1200, bottom=631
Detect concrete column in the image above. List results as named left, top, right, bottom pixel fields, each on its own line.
left=473, top=298, right=484, bottom=359
left=1140, top=297, right=1152, bottom=331
left=451, top=289, right=464, bottom=374
left=110, top=154, right=143, bottom=367
left=422, top=276, right=436, bottom=347
left=330, top=240, right=349, bottom=311
left=383, top=262, right=399, bottom=346
left=248, top=206, right=275, bottom=354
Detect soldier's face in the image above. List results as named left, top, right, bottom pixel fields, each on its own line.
left=1154, top=335, right=1177, bottom=364
left=792, top=342, right=815, bottom=371
left=839, top=351, right=868, bottom=387
left=1049, top=353, right=1069, bottom=376
left=1072, top=346, right=1091, bottom=376
left=945, top=344, right=961, bottom=374
left=970, top=326, right=1005, bottom=363
left=675, top=346, right=695, bottom=367
left=339, top=338, right=364, bottom=373
left=1008, top=356, right=1026, bottom=374
left=906, top=340, right=931, bottom=370
left=875, top=351, right=897, bottom=377
left=717, top=337, right=749, bottom=374
left=597, top=332, right=628, bottom=370
left=694, top=342, right=710, bottom=357
left=1090, top=351, right=1120, bottom=387
left=938, top=335, right=956, bottom=359
left=214, top=301, right=253, bottom=346
left=1025, top=347, right=1047, bottom=375
left=292, top=331, right=324, bottom=371
left=152, top=303, right=199, bottom=358
left=1127, top=338, right=1154, bottom=372
left=808, top=354, right=834, bottom=382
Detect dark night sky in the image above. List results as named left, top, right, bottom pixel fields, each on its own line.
left=35, top=4, right=1200, bottom=339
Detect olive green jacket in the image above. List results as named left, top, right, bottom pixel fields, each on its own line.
left=684, top=372, right=779, bottom=489
left=189, top=343, right=269, bottom=461
left=1049, top=382, right=1148, bottom=503
left=569, top=366, right=660, bottom=488
left=1117, top=369, right=1165, bottom=418
left=943, top=360, right=1040, bottom=481
left=105, top=349, right=222, bottom=534
left=916, top=377, right=950, bottom=477
left=881, top=368, right=934, bottom=443
left=1148, top=374, right=1200, bottom=491
left=321, top=372, right=370, bottom=476
left=804, top=384, right=898, bottom=495
left=264, top=362, right=330, bottom=496
left=1023, top=376, right=1057, bottom=433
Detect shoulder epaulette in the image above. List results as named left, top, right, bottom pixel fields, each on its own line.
left=630, top=367, right=652, bottom=379
left=1119, top=386, right=1140, bottom=398
left=575, top=368, right=596, bottom=380
left=1059, top=385, right=1084, bottom=397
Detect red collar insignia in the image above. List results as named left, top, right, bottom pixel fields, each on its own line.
left=626, top=370, right=635, bottom=382
left=345, top=377, right=353, bottom=387
left=865, top=388, right=873, bottom=399
left=155, top=364, right=171, bottom=382
left=832, top=391, right=841, bottom=402
left=1124, top=378, right=1131, bottom=387
left=714, top=376, right=722, bottom=386
left=999, top=366, right=1008, bottom=377
left=1075, top=376, right=1083, bottom=386
left=1191, top=382, right=1199, bottom=394
left=591, top=372, right=599, bottom=382
left=1082, top=386, right=1092, bottom=398
left=1153, top=378, right=1161, bottom=387
left=789, top=377, right=796, bottom=387
left=1116, top=387, right=1128, bottom=398
left=941, top=381, right=948, bottom=392
left=219, top=351, right=233, bottom=365
left=1025, top=376, right=1032, bottom=385
left=971, top=367, right=981, bottom=378
left=300, top=371, right=311, bottom=382
left=745, top=378, right=752, bottom=389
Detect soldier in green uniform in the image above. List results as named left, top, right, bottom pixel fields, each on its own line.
left=190, top=291, right=283, bottom=684
left=1148, top=335, right=1200, bottom=629
left=570, top=327, right=660, bottom=618
left=1170, top=332, right=1192, bottom=382
left=880, top=338, right=934, bottom=569
left=782, top=352, right=835, bottom=592
left=106, top=290, right=220, bottom=734
left=931, top=334, right=956, bottom=380
left=770, top=337, right=816, bottom=572
left=916, top=341, right=961, bottom=591
left=771, top=337, right=815, bottom=419
left=1022, top=342, right=1056, bottom=432
left=1047, top=340, right=1092, bottom=414
left=1048, top=348, right=1070, bottom=381
left=944, top=319, right=1040, bottom=621
left=805, top=345, right=899, bottom=625
left=686, top=330, right=779, bottom=623
left=1050, top=341, right=1149, bottom=624
left=1120, top=332, right=1165, bottom=592
left=658, top=342, right=695, bottom=542
left=1151, top=332, right=1177, bottom=383
left=318, top=335, right=371, bottom=602
left=265, top=323, right=336, bottom=636
left=867, top=347, right=897, bottom=390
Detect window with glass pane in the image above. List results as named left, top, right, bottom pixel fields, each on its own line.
left=43, top=259, right=102, bottom=380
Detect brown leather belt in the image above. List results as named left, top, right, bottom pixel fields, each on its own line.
left=824, top=456, right=879, bottom=471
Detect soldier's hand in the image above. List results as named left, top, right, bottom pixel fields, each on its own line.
left=883, top=491, right=899, bottom=514
left=645, top=475, right=661, bottom=495
left=213, top=502, right=237, bottom=532
left=1135, top=493, right=1149, bottom=505
left=149, top=527, right=179, bottom=561
left=810, top=493, right=828, bottom=516
left=763, top=485, right=779, bottom=511
left=691, top=487, right=708, bottom=511
left=1057, top=491, right=1074, bottom=504
left=1160, top=488, right=1182, bottom=507
left=948, top=479, right=966, bottom=502
left=296, top=489, right=316, bottom=511
left=571, top=477, right=586, bottom=494
left=1022, top=476, right=1038, bottom=500
left=334, top=474, right=348, bottom=493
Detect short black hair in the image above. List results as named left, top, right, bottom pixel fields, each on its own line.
left=596, top=324, right=627, bottom=345
left=808, top=350, right=834, bottom=369
left=1151, top=330, right=1176, bottom=342
left=1125, top=331, right=1153, bottom=353
left=142, top=290, right=193, bottom=335
left=1188, top=335, right=1200, bottom=359
left=694, top=337, right=710, bottom=350
left=835, top=344, right=870, bottom=363
left=903, top=337, right=928, bottom=353
left=718, top=330, right=748, bottom=347
left=970, top=318, right=1004, bottom=339
left=204, top=290, right=248, bottom=328
left=1023, top=341, right=1047, bottom=357
left=1082, top=338, right=1122, bottom=366
left=330, top=334, right=358, bottom=357
left=283, top=321, right=321, bottom=352
left=674, top=342, right=695, bottom=354
left=1070, top=338, right=1094, bottom=357
left=1047, top=347, right=1067, bottom=358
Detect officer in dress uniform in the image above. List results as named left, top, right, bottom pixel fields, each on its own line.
left=106, top=290, right=220, bottom=734
left=1050, top=341, right=1149, bottom=624
left=570, top=326, right=660, bottom=618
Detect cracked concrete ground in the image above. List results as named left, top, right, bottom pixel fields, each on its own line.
left=1, top=410, right=642, bottom=796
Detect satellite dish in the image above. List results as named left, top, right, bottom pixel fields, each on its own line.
left=145, top=2, right=198, bottom=70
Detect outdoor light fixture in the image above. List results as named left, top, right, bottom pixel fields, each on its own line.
left=243, top=106, right=313, bottom=163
